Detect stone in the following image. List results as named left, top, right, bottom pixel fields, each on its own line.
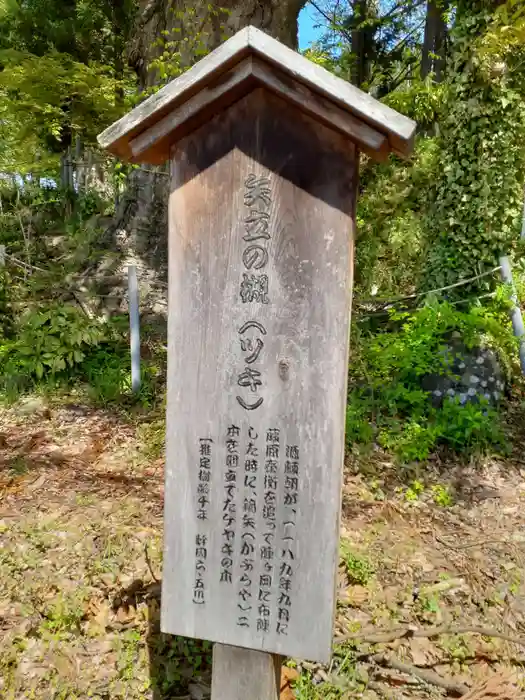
left=16, top=396, right=51, bottom=419
left=422, top=338, right=505, bottom=408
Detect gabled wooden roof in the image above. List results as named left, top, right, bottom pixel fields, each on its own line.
left=98, top=26, right=416, bottom=164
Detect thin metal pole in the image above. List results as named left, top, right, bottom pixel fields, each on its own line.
left=128, top=264, right=141, bottom=393
left=521, top=186, right=525, bottom=240
left=499, top=254, right=525, bottom=376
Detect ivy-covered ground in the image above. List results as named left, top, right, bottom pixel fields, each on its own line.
left=1, top=396, right=524, bottom=699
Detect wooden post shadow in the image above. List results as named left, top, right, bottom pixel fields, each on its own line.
left=99, top=26, right=415, bottom=700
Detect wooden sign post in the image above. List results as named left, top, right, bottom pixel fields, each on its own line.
left=99, top=26, right=415, bottom=698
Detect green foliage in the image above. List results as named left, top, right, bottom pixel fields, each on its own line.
left=431, top=483, right=454, bottom=507
left=79, top=342, right=162, bottom=408
left=400, top=480, right=454, bottom=506
left=0, top=49, right=127, bottom=164
left=138, top=417, right=166, bottom=461
left=355, top=138, right=439, bottom=299
left=0, top=0, right=135, bottom=173
left=80, top=345, right=133, bottom=404
left=0, top=303, right=106, bottom=387
left=423, top=2, right=525, bottom=289
left=143, top=5, right=230, bottom=96
left=383, top=80, right=448, bottom=129
left=41, top=590, right=88, bottom=635
left=403, top=479, right=425, bottom=502
left=149, top=635, right=212, bottom=697
left=340, top=543, right=374, bottom=585
left=292, top=674, right=346, bottom=700
left=346, top=300, right=511, bottom=462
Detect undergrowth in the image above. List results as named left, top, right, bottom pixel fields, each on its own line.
left=347, top=298, right=516, bottom=463
left=0, top=183, right=165, bottom=410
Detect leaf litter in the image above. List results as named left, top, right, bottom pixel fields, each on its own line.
left=1, top=398, right=525, bottom=698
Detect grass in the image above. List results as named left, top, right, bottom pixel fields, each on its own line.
left=340, top=544, right=375, bottom=586
left=1, top=397, right=524, bottom=697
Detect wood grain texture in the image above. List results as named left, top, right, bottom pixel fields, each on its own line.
left=211, top=645, right=282, bottom=700
left=97, top=29, right=251, bottom=160
left=129, top=57, right=389, bottom=164
left=162, top=89, right=355, bottom=663
left=129, top=58, right=256, bottom=164
left=97, top=26, right=415, bottom=161
left=245, top=27, right=414, bottom=157
left=250, top=60, right=389, bottom=162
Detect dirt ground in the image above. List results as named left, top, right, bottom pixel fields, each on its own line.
left=1, top=397, right=524, bottom=699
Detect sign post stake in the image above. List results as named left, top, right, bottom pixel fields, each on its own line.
left=128, top=264, right=141, bottom=393
left=212, top=646, right=282, bottom=700
left=98, top=25, right=415, bottom=699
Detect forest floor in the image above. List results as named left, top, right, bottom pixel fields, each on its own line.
left=1, top=395, right=524, bottom=699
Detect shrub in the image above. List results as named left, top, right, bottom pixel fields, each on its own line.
left=0, top=304, right=162, bottom=407
left=0, top=304, right=106, bottom=390
left=346, top=299, right=512, bottom=462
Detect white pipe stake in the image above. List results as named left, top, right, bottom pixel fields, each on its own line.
left=128, top=264, right=141, bottom=393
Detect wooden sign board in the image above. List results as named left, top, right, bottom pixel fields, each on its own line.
left=97, top=25, right=415, bottom=669
left=163, top=88, right=355, bottom=662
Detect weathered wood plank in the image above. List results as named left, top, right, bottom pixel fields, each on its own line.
left=97, top=26, right=415, bottom=161
left=250, top=60, right=389, bottom=162
left=211, top=645, right=282, bottom=700
left=97, top=29, right=251, bottom=160
left=129, top=57, right=389, bottom=164
left=161, top=89, right=355, bottom=663
left=129, top=58, right=256, bottom=164
left=246, top=27, right=414, bottom=157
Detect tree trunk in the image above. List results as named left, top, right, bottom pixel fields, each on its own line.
left=421, top=0, right=448, bottom=81
left=349, top=0, right=376, bottom=89
left=113, top=0, right=126, bottom=103
left=116, top=0, right=307, bottom=279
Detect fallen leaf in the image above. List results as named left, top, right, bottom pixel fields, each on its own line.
left=340, top=585, right=369, bottom=607
left=280, top=666, right=299, bottom=700
left=409, top=636, right=440, bottom=666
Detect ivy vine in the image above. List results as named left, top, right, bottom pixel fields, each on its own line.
left=423, top=1, right=525, bottom=290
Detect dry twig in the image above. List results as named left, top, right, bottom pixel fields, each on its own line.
left=335, top=623, right=525, bottom=648
left=144, top=543, right=160, bottom=584
left=371, top=653, right=469, bottom=696
left=435, top=535, right=511, bottom=551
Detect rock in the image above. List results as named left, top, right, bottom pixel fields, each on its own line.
left=16, top=396, right=51, bottom=419
left=421, top=339, right=505, bottom=408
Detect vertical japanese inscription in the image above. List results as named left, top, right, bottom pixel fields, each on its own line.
left=193, top=438, right=213, bottom=605
left=277, top=444, right=300, bottom=635
left=221, top=426, right=240, bottom=585
left=236, top=174, right=272, bottom=412
left=256, top=428, right=280, bottom=633
left=237, top=426, right=259, bottom=628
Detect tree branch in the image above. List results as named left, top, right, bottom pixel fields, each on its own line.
left=335, top=623, right=525, bottom=648
left=370, top=653, right=469, bottom=696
